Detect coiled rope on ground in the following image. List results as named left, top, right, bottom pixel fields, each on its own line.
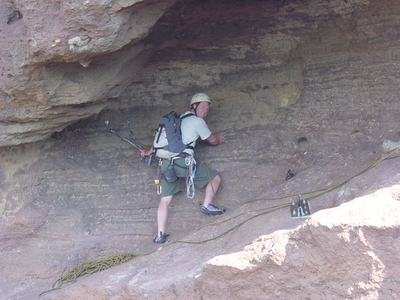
left=39, top=146, right=400, bottom=297
left=39, top=253, right=134, bottom=297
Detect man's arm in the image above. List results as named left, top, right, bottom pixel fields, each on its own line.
left=141, top=146, right=154, bottom=157
left=206, top=131, right=226, bottom=146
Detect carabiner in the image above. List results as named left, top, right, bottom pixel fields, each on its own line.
left=157, top=184, right=162, bottom=195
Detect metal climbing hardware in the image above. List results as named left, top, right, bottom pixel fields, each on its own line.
left=127, top=120, right=139, bottom=143
left=290, top=194, right=311, bottom=219
left=104, top=120, right=143, bottom=151
left=105, top=120, right=153, bottom=166
left=156, top=159, right=162, bottom=195
left=300, top=198, right=311, bottom=215
left=147, top=153, right=154, bottom=167
left=185, top=155, right=196, bottom=198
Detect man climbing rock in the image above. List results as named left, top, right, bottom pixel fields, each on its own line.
left=141, top=93, right=226, bottom=243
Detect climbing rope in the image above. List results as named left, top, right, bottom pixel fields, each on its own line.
left=39, top=146, right=400, bottom=297
left=39, top=253, right=135, bottom=297
left=244, top=146, right=400, bottom=205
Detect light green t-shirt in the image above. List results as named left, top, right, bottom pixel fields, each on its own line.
left=181, top=111, right=212, bottom=155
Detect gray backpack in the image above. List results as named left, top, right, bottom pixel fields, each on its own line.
left=153, top=111, right=195, bottom=159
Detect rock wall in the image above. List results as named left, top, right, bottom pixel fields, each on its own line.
left=195, top=186, right=400, bottom=300
left=0, top=0, right=176, bottom=146
left=1, top=0, right=400, bottom=299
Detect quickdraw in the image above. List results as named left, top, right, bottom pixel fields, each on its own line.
left=185, top=155, right=196, bottom=199
left=156, top=159, right=162, bottom=195
left=104, top=120, right=143, bottom=151
left=104, top=120, right=154, bottom=166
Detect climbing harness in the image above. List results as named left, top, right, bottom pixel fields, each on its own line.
left=155, top=155, right=197, bottom=198
left=154, top=154, right=224, bottom=211
left=185, top=155, right=196, bottom=198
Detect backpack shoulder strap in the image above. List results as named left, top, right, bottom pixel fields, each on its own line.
left=180, top=112, right=195, bottom=120
left=179, top=112, right=196, bottom=148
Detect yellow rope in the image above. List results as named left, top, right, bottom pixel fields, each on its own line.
left=39, top=253, right=134, bottom=297
left=245, top=146, right=400, bottom=204
left=174, top=146, right=400, bottom=244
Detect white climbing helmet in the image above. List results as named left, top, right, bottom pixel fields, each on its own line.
left=190, top=93, right=212, bottom=106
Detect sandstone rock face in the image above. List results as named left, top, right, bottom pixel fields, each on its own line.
left=0, top=0, right=176, bottom=146
left=1, top=0, right=400, bottom=299
left=195, top=186, right=400, bottom=299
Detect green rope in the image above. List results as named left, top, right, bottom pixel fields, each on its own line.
left=245, top=146, right=400, bottom=204
left=39, top=253, right=134, bottom=297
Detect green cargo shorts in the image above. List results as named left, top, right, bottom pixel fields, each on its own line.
left=160, top=157, right=218, bottom=197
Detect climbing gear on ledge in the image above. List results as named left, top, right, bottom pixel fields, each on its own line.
left=185, top=155, right=197, bottom=198
left=290, top=194, right=311, bottom=219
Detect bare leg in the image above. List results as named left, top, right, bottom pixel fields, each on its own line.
left=203, top=174, right=221, bottom=207
left=157, top=195, right=173, bottom=237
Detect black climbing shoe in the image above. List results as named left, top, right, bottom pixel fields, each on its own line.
left=201, top=204, right=224, bottom=215
left=153, top=232, right=169, bottom=244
